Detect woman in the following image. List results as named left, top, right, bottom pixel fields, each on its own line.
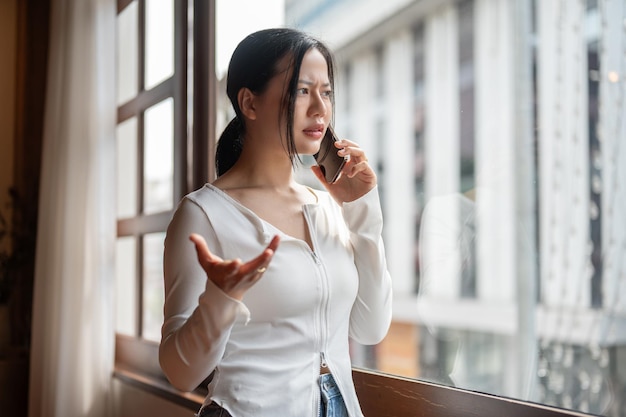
left=159, top=28, right=392, bottom=417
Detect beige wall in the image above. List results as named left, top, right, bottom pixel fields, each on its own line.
left=0, top=0, right=17, bottom=196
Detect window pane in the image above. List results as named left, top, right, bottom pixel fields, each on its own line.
left=116, top=117, right=137, bottom=218
left=144, top=0, right=174, bottom=90
left=116, top=236, right=137, bottom=336
left=214, top=1, right=626, bottom=416
left=143, top=98, right=173, bottom=214
left=142, top=233, right=165, bottom=342
left=117, top=1, right=138, bottom=105
left=285, top=1, right=626, bottom=416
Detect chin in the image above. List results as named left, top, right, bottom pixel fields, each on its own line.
left=296, top=142, right=322, bottom=156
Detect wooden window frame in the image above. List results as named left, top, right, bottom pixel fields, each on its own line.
left=115, top=0, right=185, bottom=344
left=115, top=0, right=215, bottom=372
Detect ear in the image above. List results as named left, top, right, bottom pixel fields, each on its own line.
left=238, top=88, right=257, bottom=120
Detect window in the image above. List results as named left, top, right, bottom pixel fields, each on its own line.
left=286, top=0, right=626, bottom=416
left=114, top=1, right=626, bottom=416
left=115, top=0, right=214, bottom=367
left=116, top=0, right=179, bottom=344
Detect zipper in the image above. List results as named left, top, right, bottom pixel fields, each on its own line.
left=310, top=249, right=321, bottom=265
left=320, top=351, right=328, bottom=370
left=304, top=207, right=330, bottom=417
left=316, top=253, right=331, bottom=417
left=317, top=352, right=327, bottom=417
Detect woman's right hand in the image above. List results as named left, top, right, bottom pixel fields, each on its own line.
left=189, top=233, right=280, bottom=300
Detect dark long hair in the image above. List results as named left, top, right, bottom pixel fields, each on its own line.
left=215, top=28, right=336, bottom=177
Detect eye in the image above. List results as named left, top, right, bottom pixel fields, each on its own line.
left=322, top=90, right=333, bottom=99
left=296, top=88, right=309, bottom=95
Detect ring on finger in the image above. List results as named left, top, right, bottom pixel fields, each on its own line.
left=257, top=266, right=267, bottom=274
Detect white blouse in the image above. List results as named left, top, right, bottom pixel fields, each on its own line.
left=159, top=183, right=392, bottom=417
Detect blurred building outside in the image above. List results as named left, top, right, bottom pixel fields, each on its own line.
left=278, top=1, right=626, bottom=416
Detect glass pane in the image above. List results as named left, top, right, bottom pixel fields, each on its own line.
left=144, top=0, right=174, bottom=89
left=117, top=1, right=138, bottom=105
left=142, top=232, right=165, bottom=342
left=115, top=236, right=137, bottom=336
left=143, top=98, right=173, bottom=214
left=214, top=1, right=626, bottom=416
left=116, top=117, right=137, bottom=218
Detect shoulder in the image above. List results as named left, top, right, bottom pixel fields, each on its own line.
left=170, top=184, right=230, bottom=225
left=184, top=183, right=224, bottom=207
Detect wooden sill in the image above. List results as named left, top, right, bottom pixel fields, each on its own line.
left=113, top=366, right=205, bottom=411
left=352, top=368, right=595, bottom=417
left=113, top=366, right=594, bottom=417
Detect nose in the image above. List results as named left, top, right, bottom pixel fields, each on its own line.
left=309, top=92, right=328, bottom=118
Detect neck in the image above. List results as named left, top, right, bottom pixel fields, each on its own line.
left=217, top=138, right=298, bottom=190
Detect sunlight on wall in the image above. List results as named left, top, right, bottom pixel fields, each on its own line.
left=216, top=0, right=285, bottom=77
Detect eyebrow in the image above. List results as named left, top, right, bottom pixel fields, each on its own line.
left=298, top=79, right=331, bottom=87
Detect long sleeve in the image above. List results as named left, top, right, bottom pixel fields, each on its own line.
left=342, top=186, right=393, bottom=345
left=159, top=198, right=250, bottom=392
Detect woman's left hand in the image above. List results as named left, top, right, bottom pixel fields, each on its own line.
left=311, top=139, right=377, bottom=204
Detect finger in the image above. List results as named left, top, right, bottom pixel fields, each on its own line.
left=190, top=234, right=242, bottom=279
left=337, top=143, right=368, bottom=163
left=311, top=165, right=329, bottom=185
left=239, top=255, right=271, bottom=277
left=239, top=235, right=281, bottom=276
left=266, top=234, right=281, bottom=252
left=242, top=247, right=275, bottom=275
left=336, top=139, right=361, bottom=149
left=189, top=233, right=223, bottom=266
left=220, top=258, right=243, bottom=276
left=339, top=146, right=368, bottom=162
left=347, top=161, right=374, bottom=178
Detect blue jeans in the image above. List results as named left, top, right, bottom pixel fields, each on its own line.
left=319, top=374, right=349, bottom=417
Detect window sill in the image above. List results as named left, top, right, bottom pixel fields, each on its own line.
left=352, top=368, right=593, bottom=417
left=113, top=364, right=592, bottom=417
left=113, top=365, right=205, bottom=411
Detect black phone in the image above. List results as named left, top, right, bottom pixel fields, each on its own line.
left=314, top=125, right=346, bottom=183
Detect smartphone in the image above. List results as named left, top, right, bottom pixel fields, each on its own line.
left=314, top=125, right=347, bottom=183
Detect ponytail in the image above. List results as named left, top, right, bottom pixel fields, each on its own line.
left=215, top=117, right=243, bottom=177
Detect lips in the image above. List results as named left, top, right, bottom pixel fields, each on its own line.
left=303, top=124, right=325, bottom=139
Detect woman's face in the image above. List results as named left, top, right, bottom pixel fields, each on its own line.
left=250, top=48, right=332, bottom=156
left=292, top=48, right=333, bottom=155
